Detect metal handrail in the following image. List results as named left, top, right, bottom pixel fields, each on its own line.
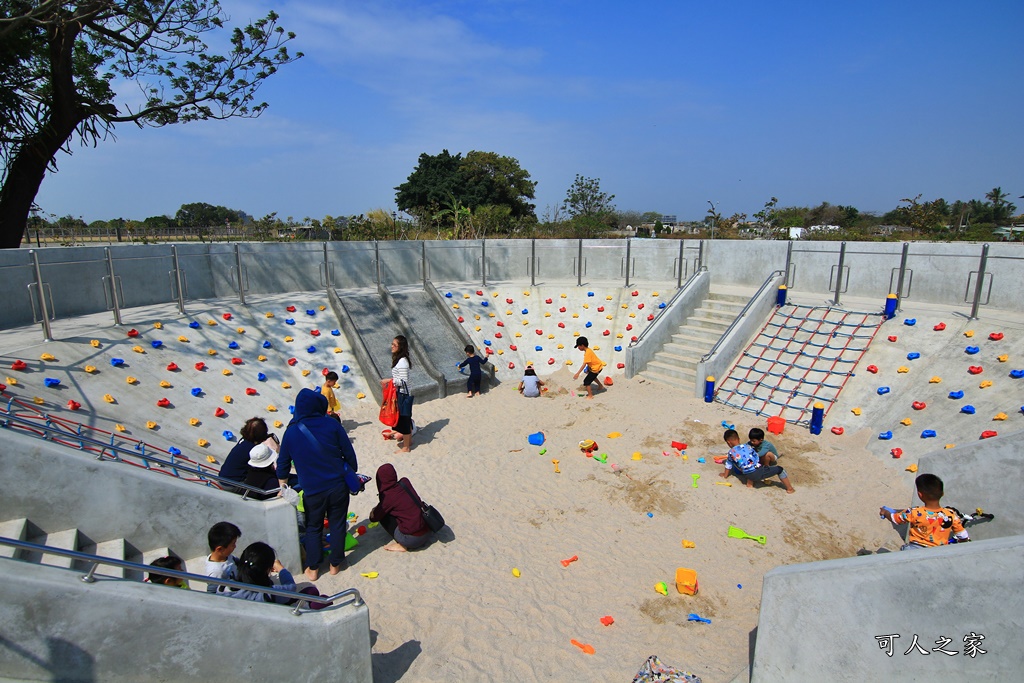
left=628, top=266, right=707, bottom=348
left=0, top=536, right=362, bottom=615
left=0, top=406, right=278, bottom=500
left=699, top=270, right=785, bottom=363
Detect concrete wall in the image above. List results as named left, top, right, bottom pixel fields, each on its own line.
left=624, top=269, right=710, bottom=377
left=751, top=535, right=1023, bottom=682
left=697, top=271, right=786, bottom=397
left=3, top=240, right=1020, bottom=332
left=0, top=560, right=372, bottom=682
left=0, top=429, right=300, bottom=571
left=916, top=429, right=1024, bottom=542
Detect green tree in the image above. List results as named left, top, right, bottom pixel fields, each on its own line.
left=896, top=194, right=945, bottom=238
left=0, top=1, right=301, bottom=249
left=562, top=175, right=616, bottom=239
left=461, top=151, right=536, bottom=219
left=985, top=187, right=1016, bottom=223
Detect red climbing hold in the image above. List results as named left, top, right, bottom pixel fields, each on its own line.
left=625, top=324, right=633, bottom=331
left=637, top=303, right=645, bottom=310
left=245, top=388, right=257, bottom=396
left=476, top=290, right=483, bottom=296
left=11, top=360, right=27, bottom=371
left=194, top=362, right=206, bottom=371
left=647, top=314, right=654, bottom=321
left=597, top=306, right=605, bottom=312
left=495, top=332, right=503, bottom=338
left=215, top=407, right=227, bottom=417
left=989, top=332, right=1004, bottom=341
left=980, top=430, right=998, bottom=439
left=286, top=305, right=296, bottom=312
left=912, top=401, right=927, bottom=410
left=496, top=321, right=504, bottom=327
left=231, top=357, right=244, bottom=365
left=631, top=336, right=638, bottom=342
left=157, top=398, right=171, bottom=407
left=287, top=358, right=298, bottom=366
left=166, top=362, right=179, bottom=372
left=866, top=365, right=878, bottom=374
left=968, top=366, right=983, bottom=375
left=933, top=322, right=946, bottom=331
left=890, top=448, right=903, bottom=458
left=310, top=329, right=321, bottom=337
left=559, top=307, right=566, bottom=313
left=510, top=345, right=518, bottom=351
left=888, top=336, right=898, bottom=342
left=126, top=329, right=139, bottom=337
left=831, top=426, right=844, bottom=435
left=506, top=298, right=514, bottom=304
left=631, top=291, right=639, bottom=297
left=222, top=313, right=232, bottom=321
left=508, top=362, right=515, bottom=369
left=67, top=400, right=81, bottom=411
left=547, top=358, right=555, bottom=365
left=545, top=298, right=553, bottom=304
left=457, top=316, right=464, bottom=323
left=485, top=347, right=494, bottom=356
left=557, top=323, right=565, bottom=329
left=535, top=329, right=543, bottom=335
left=602, top=330, right=610, bottom=336
left=322, top=367, right=330, bottom=376
left=616, top=362, right=625, bottom=369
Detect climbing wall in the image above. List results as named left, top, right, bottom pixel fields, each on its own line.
left=715, top=305, right=884, bottom=424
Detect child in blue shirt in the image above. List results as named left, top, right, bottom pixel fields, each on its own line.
left=721, top=429, right=795, bottom=493
left=458, top=344, right=487, bottom=397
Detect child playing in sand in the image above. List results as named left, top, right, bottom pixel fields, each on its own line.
left=518, top=366, right=545, bottom=397
left=720, top=429, right=795, bottom=493
left=880, top=473, right=969, bottom=549
left=572, top=336, right=606, bottom=399
left=458, top=344, right=487, bottom=397
left=747, top=427, right=780, bottom=467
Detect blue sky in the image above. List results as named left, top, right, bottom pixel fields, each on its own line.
left=36, top=0, right=1024, bottom=223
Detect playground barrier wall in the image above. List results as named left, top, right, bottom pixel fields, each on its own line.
left=3, top=240, right=1021, bottom=335
left=624, top=268, right=710, bottom=378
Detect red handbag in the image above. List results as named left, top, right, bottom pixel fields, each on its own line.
left=379, top=379, right=399, bottom=428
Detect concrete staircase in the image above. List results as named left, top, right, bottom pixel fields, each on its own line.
left=642, top=291, right=749, bottom=388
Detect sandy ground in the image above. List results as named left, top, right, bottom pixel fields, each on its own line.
left=312, top=369, right=905, bottom=683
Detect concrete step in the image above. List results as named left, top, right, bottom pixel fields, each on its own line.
left=92, top=538, right=128, bottom=579
left=25, top=528, right=79, bottom=569
left=0, top=518, right=28, bottom=559
left=651, top=352, right=699, bottom=371
left=663, top=341, right=707, bottom=358
left=647, top=360, right=698, bottom=380
left=644, top=365, right=696, bottom=388
left=707, top=292, right=751, bottom=304
left=701, top=298, right=748, bottom=313
left=673, top=328, right=720, bottom=345
left=692, top=306, right=741, bottom=321
left=686, top=316, right=732, bottom=332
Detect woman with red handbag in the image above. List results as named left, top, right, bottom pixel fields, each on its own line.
left=382, top=335, right=415, bottom=452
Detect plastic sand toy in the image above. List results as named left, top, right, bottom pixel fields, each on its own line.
left=728, top=525, right=766, bottom=545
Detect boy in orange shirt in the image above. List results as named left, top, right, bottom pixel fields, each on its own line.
left=572, top=336, right=606, bottom=400
left=322, top=371, right=341, bottom=421
left=880, top=473, right=969, bottom=549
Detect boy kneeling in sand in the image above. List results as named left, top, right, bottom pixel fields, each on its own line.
left=720, top=429, right=795, bottom=493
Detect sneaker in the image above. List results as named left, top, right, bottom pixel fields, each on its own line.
left=411, top=421, right=420, bottom=436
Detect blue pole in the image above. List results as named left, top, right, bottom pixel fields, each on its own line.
left=776, top=285, right=787, bottom=307
left=704, top=376, right=715, bottom=403
left=809, top=402, right=825, bottom=435
left=883, top=293, right=897, bottom=320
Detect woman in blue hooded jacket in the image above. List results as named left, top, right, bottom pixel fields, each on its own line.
left=277, top=388, right=358, bottom=580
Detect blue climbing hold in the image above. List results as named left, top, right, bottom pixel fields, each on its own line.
left=189, top=321, right=200, bottom=329
left=587, top=292, right=595, bottom=297
left=921, top=430, right=937, bottom=438
left=228, top=341, right=239, bottom=349
left=658, top=302, right=666, bottom=309
left=151, top=340, right=163, bottom=349
left=306, top=309, right=315, bottom=316
left=879, top=431, right=893, bottom=440
left=965, top=346, right=979, bottom=355
left=331, top=330, right=340, bottom=336
left=43, top=377, right=61, bottom=388
left=877, top=386, right=891, bottom=395
left=110, top=358, right=125, bottom=367
left=948, top=390, right=964, bottom=399
left=341, top=365, right=350, bottom=373
left=1010, top=369, right=1024, bottom=379
left=535, top=345, right=543, bottom=351
left=288, top=405, right=295, bottom=414
left=168, top=447, right=181, bottom=456
left=262, top=341, right=272, bottom=349
left=191, top=387, right=203, bottom=397
left=257, top=372, right=267, bottom=382
left=585, top=321, right=593, bottom=328
left=445, top=292, right=452, bottom=298
left=483, top=340, right=492, bottom=346
left=906, top=352, right=920, bottom=360
left=285, top=318, right=295, bottom=325
left=614, top=345, right=622, bottom=352
left=960, top=405, right=976, bottom=415
left=307, top=346, right=316, bottom=353
left=222, top=430, right=235, bottom=441
left=481, top=301, right=489, bottom=307
left=521, top=308, right=528, bottom=315
left=903, top=318, right=916, bottom=326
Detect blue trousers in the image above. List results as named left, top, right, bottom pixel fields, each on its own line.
left=467, top=374, right=481, bottom=393
left=303, top=483, right=350, bottom=570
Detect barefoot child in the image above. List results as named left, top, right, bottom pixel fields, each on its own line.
left=458, top=344, right=487, bottom=397
left=747, top=427, right=780, bottom=467
left=720, top=429, right=795, bottom=493
left=880, top=473, right=969, bottom=549
left=572, top=336, right=606, bottom=399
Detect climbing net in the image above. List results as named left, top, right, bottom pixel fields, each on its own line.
left=715, top=304, right=884, bottom=424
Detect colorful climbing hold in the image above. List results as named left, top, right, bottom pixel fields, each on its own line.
left=214, top=407, right=227, bottom=417
left=897, top=366, right=909, bottom=373
left=126, top=329, right=139, bottom=337
left=157, top=398, right=171, bottom=408
left=921, top=430, right=937, bottom=438
left=877, top=386, right=891, bottom=395
left=980, top=430, right=998, bottom=440
left=900, top=418, right=913, bottom=426
left=929, top=376, right=942, bottom=383
left=879, top=431, right=893, bottom=440
left=110, top=358, right=125, bottom=367
left=968, top=366, right=983, bottom=375
left=851, top=407, right=862, bottom=415
left=989, top=332, right=1004, bottom=341
left=948, top=390, right=964, bottom=399
left=912, top=401, right=926, bottom=410
left=146, top=421, right=157, bottom=429
left=126, top=376, right=137, bottom=385
left=890, top=448, right=903, bottom=458
left=979, top=380, right=993, bottom=388
left=90, top=340, right=101, bottom=348
left=906, top=352, right=920, bottom=360
left=903, top=319, right=916, bottom=326
left=887, top=335, right=897, bottom=342
left=831, top=426, right=844, bottom=435
left=43, top=377, right=61, bottom=388
left=933, top=322, right=946, bottom=331
left=965, top=346, right=980, bottom=355
left=866, top=365, right=878, bottom=374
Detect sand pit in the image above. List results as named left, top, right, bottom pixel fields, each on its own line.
left=312, top=367, right=906, bottom=682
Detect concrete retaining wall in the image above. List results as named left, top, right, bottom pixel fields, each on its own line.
left=751, top=535, right=1022, bottom=682
left=624, top=269, right=710, bottom=378
left=0, top=561, right=372, bottom=682
left=0, top=429, right=300, bottom=571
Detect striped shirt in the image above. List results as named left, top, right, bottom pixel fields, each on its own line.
left=392, top=357, right=410, bottom=394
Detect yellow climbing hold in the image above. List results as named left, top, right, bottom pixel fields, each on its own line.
left=153, top=322, right=163, bottom=329
left=900, top=418, right=913, bottom=426
left=515, top=332, right=522, bottom=338
left=6, top=377, right=18, bottom=385
left=964, top=330, right=974, bottom=337
left=273, top=420, right=284, bottom=429
left=146, top=421, right=157, bottom=429
left=265, top=312, right=275, bottom=318
left=945, top=444, right=956, bottom=449
left=463, top=293, right=470, bottom=299
left=190, top=418, right=200, bottom=426
left=652, top=291, right=659, bottom=297
left=257, top=355, right=268, bottom=362
left=488, top=313, right=495, bottom=318
left=282, top=382, right=291, bottom=389
left=929, top=376, right=942, bottom=383
left=621, top=304, right=628, bottom=309
left=236, top=327, right=245, bottom=334
left=267, top=405, right=277, bottom=412
left=84, top=366, right=96, bottom=374
left=628, top=313, right=636, bottom=319
left=560, top=293, right=567, bottom=299
left=851, top=407, right=862, bottom=416
left=115, top=424, right=126, bottom=432
left=319, top=305, right=326, bottom=311
left=997, top=354, right=1008, bottom=362
left=207, top=349, right=217, bottom=356
left=91, top=340, right=101, bottom=348
left=284, top=336, right=294, bottom=342
left=681, top=539, right=695, bottom=548
left=206, top=455, right=217, bottom=463
left=198, top=439, right=209, bottom=447
left=616, top=333, right=624, bottom=339
left=522, top=320, right=529, bottom=326
left=355, top=393, right=365, bottom=400
left=132, top=346, right=144, bottom=353
left=207, top=320, right=217, bottom=326
left=566, top=360, right=574, bottom=365
left=126, top=376, right=137, bottom=384
left=505, top=309, right=512, bottom=315
left=593, top=345, right=600, bottom=351
left=606, top=295, right=613, bottom=300
left=544, top=312, right=551, bottom=318
left=32, top=397, right=44, bottom=405
left=452, top=303, right=460, bottom=309
left=474, top=314, right=481, bottom=320
left=475, top=326, right=481, bottom=332
left=103, top=394, right=116, bottom=404
left=333, top=347, right=342, bottom=354
left=40, top=353, right=55, bottom=361
left=897, top=366, right=909, bottom=373
left=582, top=304, right=589, bottom=309
left=301, top=369, right=311, bottom=377
left=178, top=336, right=189, bottom=342
left=497, top=349, right=504, bottom=355
left=547, top=334, right=555, bottom=339
left=979, top=380, right=993, bottom=388
left=606, top=315, right=613, bottom=320
left=222, top=369, right=232, bottom=376
left=223, top=396, right=232, bottom=404
left=159, top=380, right=171, bottom=388
left=994, top=412, right=1007, bottom=421
left=905, top=464, right=918, bottom=473
left=523, top=291, right=530, bottom=296
left=557, top=344, right=564, bottom=349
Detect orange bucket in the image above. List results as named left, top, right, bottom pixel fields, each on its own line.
left=675, top=567, right=698, bottom=595
left=766, top=416, right=785, bottom=435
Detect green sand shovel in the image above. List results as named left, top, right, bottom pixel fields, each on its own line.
left=728, top=525, right=766, bottom=545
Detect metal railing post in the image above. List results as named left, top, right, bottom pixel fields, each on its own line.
left=784, top=241, right=794, bottom=287
left=969, top=244, right=989, bottom=320
left=322, top=242, right=332, bottom=289
left=894, top=242, right=910, bottom=311
left=832, top=241, right=847, bottom=305
left=530, top=239, right=536, bottom=287
left=421, top=241, right=427, bottom=286
left=171, top=245, right=186, bottom=315
left=577, top=239, right=583, bottom=287
left=105, top=247, right=122, bottom=326
left=677, top=239, right=684, bottom=288
left=698, top=240, right=705, bottom=270
left=234, top=244, right=246, bottom=304
left=481, top=238, right=487, bottom=287
left=29, top=249, right=53, bottom=342
left=624, top=237, right=632, bottom=288
left=374, top=240, right=381, bottom=286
